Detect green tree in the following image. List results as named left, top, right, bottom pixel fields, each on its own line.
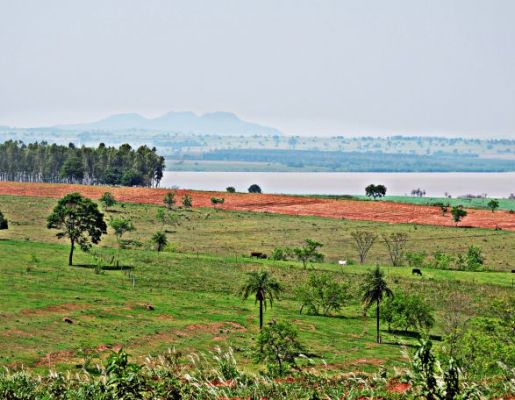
left=487, top=199, right=499, bottom=213
left=100, top=192, right=116, bottom=208
left=109, top=217, right=135, bottom=246
left=163, top=192, right=176, bottom=210
left=451, top=206, right=467, bottom=226
left=350, top=230, right=377, bottom=264
left=211, top=197, right=225, bottom=207
left=254, top=321, right=305, bottom=376
left=293, top=239, right=324, bottom=269
left=151, top=231, right=168, bottom=252
left=0, top=210, right=8, bottom=230
left=365, top=184, right=387, bottom=199
left=182, top=194, right=192, bottom=208
left=248, top=184, right=262, bottom=194
left=239, top=270, right=283, bottom=330
left=226, top=186, right=236, bottom=193
left=381, top=291, right=434, bottom=333
left=297, top=273, right=351, bottom=316
left=47, top=193, right=107, bottom=266
left=361, top=265, right=393, bottom=343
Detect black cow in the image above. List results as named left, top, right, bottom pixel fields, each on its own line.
left=512, top=269, right=515, bottom=273
left=412, top=268, right=422, bottom=276
left=250, top=251, right=267, bottom=259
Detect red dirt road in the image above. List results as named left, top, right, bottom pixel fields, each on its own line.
left=1, top=181, right=514, bottom=231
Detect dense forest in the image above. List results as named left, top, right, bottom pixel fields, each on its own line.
left=197, top=148, right=515, bottom=172
left=0, top=141, right=165, bottom=187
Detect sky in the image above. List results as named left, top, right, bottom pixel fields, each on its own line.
left=1, top=0, right=514, bottom=138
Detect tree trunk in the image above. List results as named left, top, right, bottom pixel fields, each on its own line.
left=259, top=300, right=264, bottom=330
left=376, top=299, right=381, bottom=343
left=68, top=240, right=75, bottom=266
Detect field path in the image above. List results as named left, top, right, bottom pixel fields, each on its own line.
left=1, top=181, right=514, bottom=231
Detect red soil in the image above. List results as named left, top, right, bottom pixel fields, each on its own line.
left=1, top=181, right=514, bottom=231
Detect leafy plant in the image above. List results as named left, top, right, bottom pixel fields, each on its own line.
left=254, top=321, right=305, bottom=377
left=100, top=192, right=116, bottom=208
left=293, top=239, right=324, bottom=269
left=297, top=273, right=351, bottom=316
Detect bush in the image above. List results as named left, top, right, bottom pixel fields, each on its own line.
left=296, top=273, right=351, bottom=316
left=381, top=292, right=435, bottom=333
left=100, top=192, right=116, bottom=207
left=254, top=321, right=305, bottom=377
left=406, top=251, right=428, bottom=269
left=431, top=251, right=454, bottom=270
left=226, top=186, right=236, bottom=193
left=271, top=247, right=293, bottom=261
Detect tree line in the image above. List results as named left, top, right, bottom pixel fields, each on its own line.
left=0, top=140, right=165, bottom=187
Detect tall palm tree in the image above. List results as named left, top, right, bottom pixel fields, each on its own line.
left=361, top=265, right=393, bottom=343
left=239, top=270, right=283, bottom=329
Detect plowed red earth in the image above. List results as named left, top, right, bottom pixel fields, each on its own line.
left=1, top=181, right=514, bottom=231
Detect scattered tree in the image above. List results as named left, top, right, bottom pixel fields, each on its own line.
left=109, top=217, right=135, bottom=246
left=487, top=199, right=499, bottom=213
left=293, top=239, right=324, bottom=269
left=361, top=265, right=393, bottom=343
left=406, top=251, right=428, bottom=269
left=182, top=194, right=192, bottom=208
left=163, top=192, right=176, bottom=209
left=381, top=291, right=434, bottom=333
left=151, top=231, right=168, bottom=252
left=382, top=232, right=409, bottom=266
left=47, top=193, right=107, bottom=266
left=226, top=186, right=236, bottom=193
left=350, top=230, right=377, bottom=264
left=248, top=184, right=262, bottom=194
left=451, top=206, right=467, bottom=226
left=297, top=273, right=351, bottom=315
left=365, top=184, right=387, bottom=199
left=239, top=270, right=283, bottom=330
left=254, top=320, right=305, bottom=376
left=100, top=192, right=116, bottom=208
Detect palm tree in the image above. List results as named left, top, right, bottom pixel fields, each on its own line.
left=239, top=270, right=283, bottom=330
left=361, top=265, right=393, bottom=343
left=151, top=231, right=168, bottom=252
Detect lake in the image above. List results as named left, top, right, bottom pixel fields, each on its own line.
left=160, top=171, right=515, bottom=198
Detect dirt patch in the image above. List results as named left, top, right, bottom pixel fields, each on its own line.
left=1, top=181, right=514, bottom=230
left=388, top=380, right=411, bottom=394
left=20, top=303, right=88, bottom=317
left=349, top=358, right=385, bottom=367
left=34, top=350, right=76, bottom=367
left=132, top=321, right=246, bottom=346
left=1, top=329, right=34, bottom=338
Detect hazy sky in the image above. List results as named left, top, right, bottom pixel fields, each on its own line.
left=1, top=0, right=515, bottom=137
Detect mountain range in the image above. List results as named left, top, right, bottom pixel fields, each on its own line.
left=55, top=111, right=282, bottom=136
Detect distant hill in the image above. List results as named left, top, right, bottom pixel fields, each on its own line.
left=54, top=111, right=282, bottom=136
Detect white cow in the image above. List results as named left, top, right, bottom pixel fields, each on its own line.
left=338, top=260, right=348, bottom=266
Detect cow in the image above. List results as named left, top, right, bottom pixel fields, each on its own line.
left=412, top=268, right=422, bottom=276
left=250, top=251, right=267, bottom=259
left=338, top=260, right=348, bottom=266
left=512, top=269, right=515, bottom=273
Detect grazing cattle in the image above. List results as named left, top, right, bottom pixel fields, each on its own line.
left=512, top=269, right=515, bottom=273
left=250, top=251, right=267, bottom=259
left=63, top=317, right=73, bottom=324
left=338, top=260, right=348, bottom=266
left=412, top=268, right=422, bottom=276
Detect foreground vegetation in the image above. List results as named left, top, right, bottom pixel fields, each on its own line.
left=0, top=193, right=513, bottom=397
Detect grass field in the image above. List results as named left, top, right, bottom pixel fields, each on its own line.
left=0, top=193, right=513, bottom=375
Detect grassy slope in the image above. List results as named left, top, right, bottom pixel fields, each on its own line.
left=1, top=195, right=514, bottom=271
left=0, top=194, right=513, bottom=372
